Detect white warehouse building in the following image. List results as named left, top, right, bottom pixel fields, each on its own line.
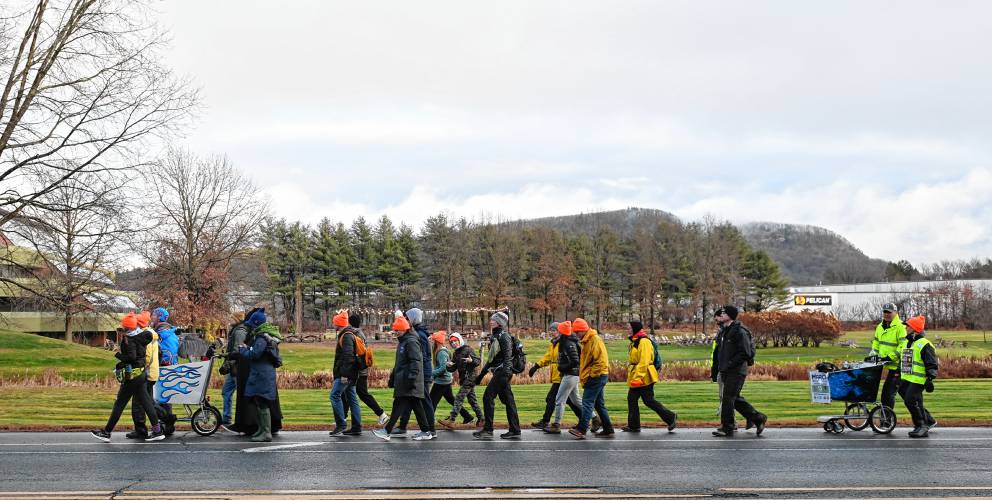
left=786, top=279, right=992, bottom=321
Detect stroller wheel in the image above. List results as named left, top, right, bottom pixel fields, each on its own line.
left=869, top=405, right=897, bottom=434
left=844, top=403, right=870, bottom=431
left=823, top=422, right=832, bottom=433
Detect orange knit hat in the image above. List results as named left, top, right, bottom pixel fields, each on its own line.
left=332, top=310, right=349, bottom=328
left=906, top=315, right=926, bottom=333
left=557, top=321, right=572, bottom=336
left=136, top=311, right=151, bottom=328
left=121, top=312, right=137, bottom=330
left=392, top=316, right=411, bottom=332
left=572, top=318, right=590, bottom=332
left=431, top=331, right=447, bottom=344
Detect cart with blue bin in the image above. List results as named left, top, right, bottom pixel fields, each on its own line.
left=809, top=361, right=896, bottom=434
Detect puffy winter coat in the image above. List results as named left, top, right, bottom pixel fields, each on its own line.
left=557, top=334, right=580, bottom=377
left=156, top=323, right=179, bottom=366
left=333, top=327, right=360, bottom=380
left=143, top=328, right=160, bottom=382
left=239, top=324, right=281, bottom=401
left=447, top=344, right=481, bottom=382
left=414, top=325, right=433, bottom=384
left=115, top=330, right=149, bottom=370
left=391, top=330, right=425, bottom=398
left=627, top=332, right=659, bottom=388
left=579, top=329, right=609, bottom=385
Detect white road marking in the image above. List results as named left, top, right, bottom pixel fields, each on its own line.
left=5, top=446, right=992, bottom=455
left=242, top=441, right=324, bottom=453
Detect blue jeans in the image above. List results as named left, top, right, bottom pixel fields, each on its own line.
left=330, top=377, right=360, bottom=428
left=577, top=374, right=613, bottom=433
left=221, top=373, right=237, bottom=423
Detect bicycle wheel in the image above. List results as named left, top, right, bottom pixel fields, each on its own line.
left=844, top=403, right=870, bottom=431
left=191, top=405, right=222, bottom=436
left=868, top=405, right=896, bottom=434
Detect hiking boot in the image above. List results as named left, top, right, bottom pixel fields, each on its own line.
left=754, top=414, right=768, bottom=436
left=621, top=426, right=640, bottom=433
left=145, top=430, right=165, bottom=442
left=568, top=428, right=586, bottom=440
left=594, top=430, right=615, bottom=439
left=712, top=428, right=735, bottom=438
left=328, top=426, right=345, bottom=437
left=590, top=416, right=602, bottom=433
left=909, top=425, right=929, bottom=438
left=543, top=423, right=561, bottom=434
left=372, top=429, right=391, bottom=441
left=530, top=420, right=547, bottom=430
left=438, top=417, right=455, bottom=429
left=377, top=413, right=389, bottom=426
left=500, top=431, right=521, bottom=440
left=90, top=430, right=111, bottom=443
left=390, top=428, right=408, bottom=438
left=667, top=413, right=679, bottom=433
left=125, top=430, right=148, bottom=440
left=472, top=430, right=494, bottom=440
left=412, top=431, right=434, bottom=441
left=343, top=427, right=362, bottom=436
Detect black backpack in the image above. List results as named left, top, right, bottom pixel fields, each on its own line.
left=741, top=326, right=756, bottom=366
left=510, top=335, right=527, bottom=374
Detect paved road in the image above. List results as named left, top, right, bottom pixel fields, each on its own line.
left=1, top=428, right=991, bottom=499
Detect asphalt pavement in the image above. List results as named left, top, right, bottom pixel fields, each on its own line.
left=1, top=427, right=991, bottom=499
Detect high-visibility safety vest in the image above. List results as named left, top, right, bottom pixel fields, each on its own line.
left=873, top=316, right=907, bottom=370
left=901, top=337, right=933, bottom=385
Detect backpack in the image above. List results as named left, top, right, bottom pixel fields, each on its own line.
left=340, top=332, right=374, bottom=370
left=510, top=335, right=527, bottom=374
left=650, top=336, right=663, bottom=371
left=741, top=326, right=756, bottom=366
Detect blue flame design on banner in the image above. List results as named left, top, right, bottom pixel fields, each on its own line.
left=155, top=361, right=210, bottom=405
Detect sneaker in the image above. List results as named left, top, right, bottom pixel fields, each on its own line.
left=928, top=419, right=938, bottom=429
left=712, top=428, right=734, bottom=437
left=621, top=426, right=640, bottom=433
left=125, top=430, right=148, bottom=440
left=90, top=430, right=111, bottom=443
left=412, top=431, right=434, bottom=441
left=500, top=431, right=521, bottom=440
left=372, top=429, right=391, bottom=441
left=667, top=413, right=679, bottom=433
left=594, top=430, right=615, bottom=439
left=377, top=413, right=389, bottom=426
left=472, top=430, right=494, bottom=440
left=530, top=420, right=547, bottom=430
left=590, top=416, right=602, bottom=433
left=220, top=423, right=238, bottom=435
left=390, top=428, right=408, bottom=438
left=328, top=426, right=345, bottom=437
left=438, top=417, right=455, bottom=429
left=543, top=423, right=561, bottom=434
left=145, top=430, right=165, bottom=442
left=568, top=428, right=586, bottom=440
left=754, top=414, right=767, bottom=436
left=343, top=427, right=362, bottom=436
left=431, top=431, right=438, bottom=438
left=462, top=415, right=475, bottom=425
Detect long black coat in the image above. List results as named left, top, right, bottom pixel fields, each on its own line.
left=391, top=331, right=425, bottom=399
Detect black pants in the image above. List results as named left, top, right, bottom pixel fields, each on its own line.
left=344, top=375, right=384, bottom=418
left=542, top=382, right=581, bottom=423
left=483, top=373, right=520, bottom=433
left=399, top=382, right=435, bottom=432
left=133, top=380, right=176, bottom=435
left=430, top=383, right=473, bottom=421
left=898, top=381, right=936, bottom=427
left=880, top=369, right=900, bottom=411
left=385, top=396, right=429, bottom=433
left=105, top=374, right=158, bottom=433
left=719, top=371, right=762, bottom=431
left=627, top=384, right=676, bottom=429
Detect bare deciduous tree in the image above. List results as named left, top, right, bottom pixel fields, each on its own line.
left=141, top=149, right=268, bottom=325
left=0, top=0, right=197, bottom=226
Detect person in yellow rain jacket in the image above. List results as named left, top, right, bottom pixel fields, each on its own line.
left=528, top=322, right=582, bottom=430
left=624, top=321, right=678, bottom=433
left=569, top=318, right=614, bottom=439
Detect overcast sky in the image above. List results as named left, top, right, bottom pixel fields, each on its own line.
left=156, top=1, right=992, bottom=265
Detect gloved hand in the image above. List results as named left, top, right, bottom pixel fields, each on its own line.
left=864, top=355, right=880, bottom=363
left=925, top=378, right=935, bottom=393
left=528, top=364, right=539, bottom=377
left=867, top=350, right=877, bottom=357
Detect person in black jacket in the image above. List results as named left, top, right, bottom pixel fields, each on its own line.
left=544, top=321, right=583, bottom=434
left=91, top=313, right=163, bottom=443
left=473, top=311, right=521, bottom=440
left=711, top=305, right=767, bottom=437
left=329, top=311, right=362, bottom=436
left=437, top=332, right=484, bottom=428
left=374, top=316, right=433, bottom=441
left=394, top=308, right=436, bottom=437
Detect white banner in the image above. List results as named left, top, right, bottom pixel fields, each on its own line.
left=155, top=360, right=211, bottom=405
left=809, top=371, right=831, bottom=404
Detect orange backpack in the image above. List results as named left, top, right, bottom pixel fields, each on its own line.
left=344, top=333, right=374, bottom=369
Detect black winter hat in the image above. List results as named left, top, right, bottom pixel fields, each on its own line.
left=629, top=321, right=643, bottom=333
left=348, top=313, right=362, bottom=328
left=723, top=305, right=739, bottom=320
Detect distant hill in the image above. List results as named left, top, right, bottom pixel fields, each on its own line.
left=740, top=222, right=888, bottom=286
left=510, top=207, right=680, bottom=235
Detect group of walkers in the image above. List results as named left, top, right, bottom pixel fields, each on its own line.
left=90, top=299, right=938, bottom=442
